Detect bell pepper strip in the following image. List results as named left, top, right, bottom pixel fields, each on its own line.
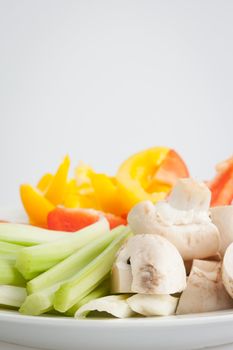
left=152, top=149, right=189, bottom=187
left=45, top=156, right=70, bottom=206
left=20, top=185, right=55, bottom=227
left=37, top=173, right=53, bottom=193
left=208, top=156, right=233, bottom=206
left=90, top=173, right=124, bottom=216
left=116, top=147, right=189, bottom=213
left=47, top=207, right=126, bottom=232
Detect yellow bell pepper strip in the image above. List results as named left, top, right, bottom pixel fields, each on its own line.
left=37, top=173, right=53, bottom=193
left=90, top=173, right=124, bottom=216
left=45, top=156, right=70, bottom=206
left=20, top=185, right=55, bottom=227
left=116, top=147, right=189, bottom=213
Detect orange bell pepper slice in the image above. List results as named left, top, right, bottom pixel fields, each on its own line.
left=20, top=184, right=55, bottom=227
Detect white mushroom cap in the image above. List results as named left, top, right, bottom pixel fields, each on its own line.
left=222, top=242, right=233, bottom=298
left=128, top=200, right=220, bottom=260
left=176, top=260, right=233, bottom=314
left=111, top=234, right=186, bottom=295
left=210, top=205, right=233, bottom=255
left=127, top=294, right=178, bottom=316
left=168, top=178, right=211, bottom=211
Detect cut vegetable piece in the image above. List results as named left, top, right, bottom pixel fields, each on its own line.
left=111, top=243, right=133, bottom=293
left=210, top=205, right=233, bottom=255
left=27, top=226, right=125, bottom=294
left=112, top=234, right=186, bottom=295
left=90, top=172, right=124, bottom=216
left=222, top=242, right=233, bottom=298
left=47, top=207, right=126, bottom=232
left=168, top=178, right=211, bottom=211
left=116, top=147, right=189, bottom=213
left=116, top=147, right=170, bottom=213
left=75, top=295, right=134, bottom=319
left=20, top=286, right=57, bottom=316
left=0, top=259, right=25, bottom=286
left=0, top=223, right=69, bottom=246
left=20, top=184, right=55, bottom=227
left=47, top=207, right=99, bottom=232
left=0, top=241, right=25, bottom=255
left=127, top=294, right=178, bottom=316
left=37, top=173, right=53, bottom=193
left=104, top=213, right=127, bottom=230
left=16, top=219, right=109, bottom=280
left=209, top=157, right=233, bottom=207
left=0, top=286, right=27, bottom=308
left=45, top=156, right=70, bottom=205
left=154, top=149, right=189, bottom=187
left=66, top=279, right=110, bottom=316
left=54, top=230, right=131, bottom=312
left=128, top=196, right=220, bottom=260
left=177, top=260, right=233, bottom=314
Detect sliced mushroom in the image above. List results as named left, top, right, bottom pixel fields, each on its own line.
left=210, top=205, right=233, bottom=255
left=128, top=179, right=220, bottom=260
left=75, top=295, right=134, bottom=319
left=111, top=244, right=133, bottom=293
left=222, top=242, right=233, bottom=298
left=176, top=260, right=233, bottom=314
left=127, top=294, right=178, bottom=316
left=184, top=254, right=221, bottom=276
left=111, top=234, right=186, bottom=295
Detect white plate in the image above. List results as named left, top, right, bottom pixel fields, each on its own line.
left=1, top=309, right=233, bottom=350
left=1, top=208, right=233, bottom=350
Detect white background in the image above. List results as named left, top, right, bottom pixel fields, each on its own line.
left=0, top=0, right=233, bottom=207
left=0, top=1, right=233, bottom=349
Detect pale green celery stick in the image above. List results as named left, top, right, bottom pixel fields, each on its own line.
left=16, top=219, right=109, bottom=280
left=0, top=241, right=25, bottom=254
left=54, top=230, right=130, bottom=312
left=66, top=279, right=110, bottom=317
left=0, top=259, right=25, bottom=286
left=21, top=277, right=107, bottom=316
left=19, top=286, right=57, bottom=316
left=0, top=286, right=27, bottom=308
left=0, top=223, right=69, bottom=246
left=27, top=226, right=127, bottom=294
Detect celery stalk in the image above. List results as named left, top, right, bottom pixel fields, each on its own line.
left=16, top=219, right=109, bottom=280
left=54, top=231, right=130, bottom=312
left=20, top=277, right=107, bottom=316
left=66, top=279, right=110, bottom=316
left=27, top=226, right=126, bottom=294
left=19, top=286, right=57, bottom=316
left=0, top=223, right=70, bottom=246
left=0, top=286, right=27, bottom=308
left=0, top=241, right=25, bottom=254
left=0, top=259, right=25, bottom=286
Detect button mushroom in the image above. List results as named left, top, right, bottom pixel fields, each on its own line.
left=222, top=242, right=233, bottom=298
left=111, top=234, right=186, bottom=294
left=128, top=179, right=220, bottom=260
left=176, top=260, right=233, bottom=314
left=127, top=294, right=178, bottom=316
left=210, top=205, right=233, bottom=256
